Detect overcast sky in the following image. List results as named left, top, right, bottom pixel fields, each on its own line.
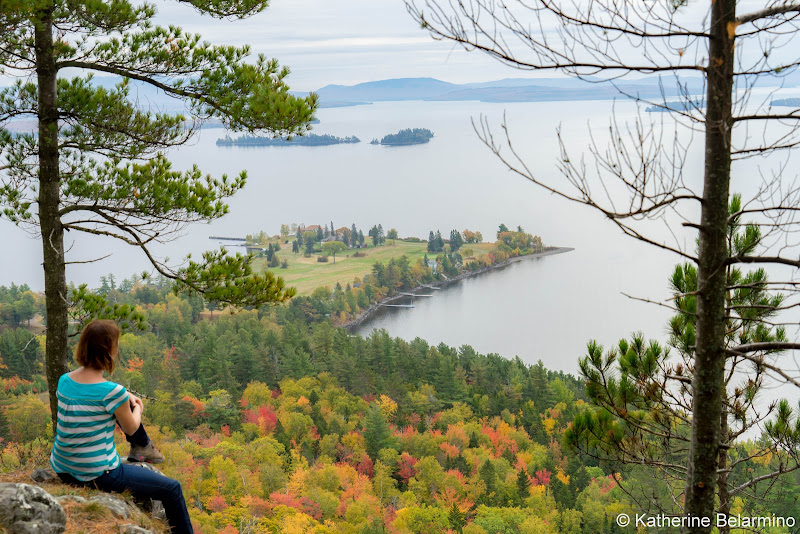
left=151, top=0, right=533, bottom=91
left=152, top=0, right=792, bottom=90
left=2, top=0, right=788, bottom=92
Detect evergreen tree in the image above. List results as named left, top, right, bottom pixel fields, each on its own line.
left=479, top=459, right=498, bottom=505
left=449, top=229, right=463, bottom=251
left=0, top=0, right=315, bottom=423
left=516, top=467, right=531, bottom=502
left=358, top=230, right=365, bottom=246
left=435, top=230, right=445, bottom=251
left=372, top=263, right=386, bottom=287
left=428, top=231, right=436, bottom=252
left=0, top=401, right=10, bottom=445
left=448, top=503, right=466, bottom=534
left=342, top=231, right=350, bottom=247
left=317, top=226, right=324, bottom=241
left=364, top=404, right=394, bottom=460
left=292, top=240, right=300, bottom=254
left=549, top=474, right=574, bottom=508
left=0, top=329, right=41, bottom=380
left=530, top=361, right=554, bottom=411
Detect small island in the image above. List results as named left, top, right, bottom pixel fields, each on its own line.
left=645, top=100, right=704, bottom=112
left=770, top=98, right=800, bottom=107
left=216, top=133, right=360, bottom=147
left=370, top=128, right=434, bottom=146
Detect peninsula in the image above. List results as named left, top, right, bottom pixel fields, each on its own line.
left=645, top=99, right=704, bottom=112
left=771, top=98, right=800, bottom=107
left=216, top=133, right=360, bottom=147
left=240, top=223, right=564, bottom=328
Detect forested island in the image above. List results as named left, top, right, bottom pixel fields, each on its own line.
left=370, top=128, right=434, bottom=146
left=216, top=133, right=360, bottom=147
left=770, top=97, right=800, bottom=107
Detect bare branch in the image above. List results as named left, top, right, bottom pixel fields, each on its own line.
left=737, top=4, right=800, bottom=25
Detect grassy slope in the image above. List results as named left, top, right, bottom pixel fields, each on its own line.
left=255, top=239, right=496, bottom=295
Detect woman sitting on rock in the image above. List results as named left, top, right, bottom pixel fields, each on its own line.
left=50, top=319, right=193, bottom=533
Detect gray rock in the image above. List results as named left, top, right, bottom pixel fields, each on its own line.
left=0, top=483, right=67, bottom=534
left=139, top=497, right=166, bottom=521
left=30, top=469, right=57, bottom=484
left=122, top=526, right=154, bottom=534
left=54, top=495, right=87, bottom=505
left=88, top=494, right=131, bottom=519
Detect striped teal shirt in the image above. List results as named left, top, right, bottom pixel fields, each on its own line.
left=50, top=374, right=130, bottom=481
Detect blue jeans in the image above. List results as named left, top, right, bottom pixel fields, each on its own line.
left=59, top=463, right=193, bottom=533
left=125, top=422, right=150, bottom=447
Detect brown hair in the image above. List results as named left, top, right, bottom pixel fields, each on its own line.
left=75, top=320, right=121, bottom=373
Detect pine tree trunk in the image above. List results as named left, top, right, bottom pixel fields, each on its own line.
left=717, top=412, right=731, bottom=534
left=34, top=4, right=69, bottom=433
left=684, top=0, right=736, bottom=530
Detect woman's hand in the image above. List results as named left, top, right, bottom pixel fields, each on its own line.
left=115, top=393, right=142, bottom=435
left=129, top=393, right=144, bottom=414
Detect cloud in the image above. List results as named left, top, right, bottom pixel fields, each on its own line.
left=262, top=36, right=434, bottom=52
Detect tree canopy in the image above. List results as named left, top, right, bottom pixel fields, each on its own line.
left=407, top=0, right=800, bottom=527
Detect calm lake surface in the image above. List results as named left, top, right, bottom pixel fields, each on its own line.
left=3, top=96, right=799, bottom=374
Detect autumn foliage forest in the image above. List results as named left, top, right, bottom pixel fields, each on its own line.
left=1, top=270, right=799, bottom=532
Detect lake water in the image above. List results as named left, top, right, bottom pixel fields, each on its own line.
left=3, top=97, right=799, bottom=376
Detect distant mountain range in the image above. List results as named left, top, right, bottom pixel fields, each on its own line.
left=311, top=73, right=800, bottom=106
left=3, top=72, right=799, bottom=126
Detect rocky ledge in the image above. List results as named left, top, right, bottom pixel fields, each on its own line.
left=0, top=465, right=167, bottom=534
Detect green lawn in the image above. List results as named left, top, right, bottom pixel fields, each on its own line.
left=254, top=240, right=495, bottom=295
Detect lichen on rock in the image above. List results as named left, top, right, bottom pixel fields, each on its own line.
left=0, top=482, right=67, bottom=534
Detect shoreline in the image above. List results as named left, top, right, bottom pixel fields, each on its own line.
left=343, top=246, right=574, bottom=330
